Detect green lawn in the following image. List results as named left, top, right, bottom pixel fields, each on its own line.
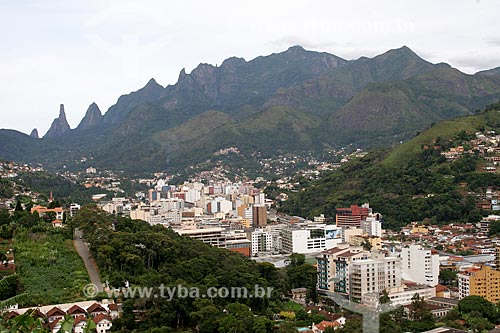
left=14, top=230, right=90, bottom=306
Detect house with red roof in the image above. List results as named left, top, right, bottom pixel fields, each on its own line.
left=66, top=304, right=87, bottom=318
left=46, top=306, right=65, bottom=322
left=93, top=313, right=113, bottom=333
left=312, top=320, right=341, bottom=332
left=87, top=303, right=107, bottom=317
left=73, top=316, right=88, bottom=333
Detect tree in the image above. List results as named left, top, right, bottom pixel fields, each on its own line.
left=252, top=316, right=272, bottom=333
left=324, top=327, right=336, bottom=333
left=361, top=239, right=372, bottom=251
left=379, top=289, right=390, bottom=304
left=458, top=295, right=496, bottom=320
left=14, top=200, right=23, bottom=212
left=406, top=293, right=435, bottom=331
left=439, top=269, right=457, bottom=286
left=463, top=312, right=494, bottom=332
left=218, top=315, right=245, bottom=333
left=0, top=209, right=11, bottom=226
left=277, top=323, right=298, bottom=333
left=286, top=253, right=305, bottom=267
left=190, top=300, right=221, bottom=333
left=490, top=221, right=500, bottom=237
left=337, top=317, right=362, bottom=333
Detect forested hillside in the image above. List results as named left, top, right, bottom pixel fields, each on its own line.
left=280, top=105, right=500, bottom=229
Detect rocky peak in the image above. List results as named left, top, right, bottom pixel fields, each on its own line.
left=76, top=102, right=103, bottom=131
left=285, top=45, right=306, bottom=54
left=29, top=128, right=39, bottom=138
left=220, top=57, right=246, bottom=72
left=176, top=64, right=218, bottom=99
left=43, top=104, right=71, bottom=138
left=143, top=78, right=163, bottom=91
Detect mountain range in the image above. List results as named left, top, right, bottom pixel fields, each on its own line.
left=1, top=45, right=500, bottom=173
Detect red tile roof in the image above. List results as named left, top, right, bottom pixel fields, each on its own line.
left=87, top=303, right=107, bottom=313
left=67, top=304, right=87, bottom=315
left=315, top=320, right=340, bottom=331
left=92, top=313, right=112, bottom=324
left=46, top=306, right=66, bottom=317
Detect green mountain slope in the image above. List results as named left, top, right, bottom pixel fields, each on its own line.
left=266, top=46, right=437, bottom=114
left=328, top=66, right=500, bottom=144
left=1, top=46, right=500, bottom=174
left=280, top=105, right=500, bottom=229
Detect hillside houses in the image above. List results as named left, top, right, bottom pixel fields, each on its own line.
left=5, top=301, right=119, bottom=333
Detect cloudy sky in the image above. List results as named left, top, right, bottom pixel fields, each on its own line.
left=1, top=0, right=499, bottom=135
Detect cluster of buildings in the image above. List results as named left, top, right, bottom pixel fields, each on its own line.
left=397, top=219, right=500, bottom=256
left=106, top=188, right=384, bottom=258
left=5, top=301, right=119, bottom=333
left=313, top=214, right=500, bottom=313
left=0, top=160, right=44, bottom=178
left=316, top=243, right=439, bottom=306
left=440, top=130, right=500, bottom=163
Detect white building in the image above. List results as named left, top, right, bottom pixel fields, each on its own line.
left=281, top=224, right=343, bottom=254
left=362, top=284, right=436, bottom=307
left=176, top=227, right=224, bottom=247
left=209, top=197, right=232, bottom=215
left=251, top=229, right=274, bottom=255
left=158, top=198, right=184, bottom=212
left=400, top=244, right=439, bottom=286
left=349, top=251, right=402, bottom=302
left=361, top=213, right=383, bottom=237
left=69, top=203, right=81, bottom=217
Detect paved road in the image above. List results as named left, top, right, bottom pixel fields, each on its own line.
left=74, top=229, right=103, bottom=292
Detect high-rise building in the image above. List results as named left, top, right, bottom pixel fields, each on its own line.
left=458, top=265, right=500, bottom=303
left=316, top=244, right=369, bottom=294
left=349, top=251, right=402, bottom=302
left=400, top=244, right=439, bottom=286
left=335, top=203, right=371, bottom=228
left=251, top=229, right=273, bottom=255
left=361, top=213, right=383, bottom=237
left=252, top=205, right=267, bottom=227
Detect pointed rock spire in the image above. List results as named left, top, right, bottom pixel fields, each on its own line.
left=43, top=104, right=71, bottom=138
left=29, top=128, right=39, bottom=138
left=76, top=102, right=103, bottom=130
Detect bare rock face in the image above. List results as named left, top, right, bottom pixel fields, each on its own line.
left=29, top=128, right=39, bottom=138
left=43, top=104, right=71, bottom=138
left=76, top=102, right=103, bottom=130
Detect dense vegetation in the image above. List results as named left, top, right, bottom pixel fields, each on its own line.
left=71, top=205, right=318, bottom=332
left=14, top=227, right=89, bottom=306
left=280, top=108, right=500, bottom=229
left=15, top=171, right=110, bottom=205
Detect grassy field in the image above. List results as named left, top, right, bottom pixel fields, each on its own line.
left=14, top=230, right=90, bottom=306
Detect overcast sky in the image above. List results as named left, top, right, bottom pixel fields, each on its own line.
left=1, top=0, right=499, bottom=135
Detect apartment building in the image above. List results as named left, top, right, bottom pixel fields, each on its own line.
left=251, top=228, right=273, bottom=255
left=316, top=244, right=369, bottom=294
left=458, top=265, right=500, bottom=303
left=400, top=244, right=440, bottom=286
left=349, top=251, right=402, bottom=302
left=252, top=204, right=267, bottom=227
